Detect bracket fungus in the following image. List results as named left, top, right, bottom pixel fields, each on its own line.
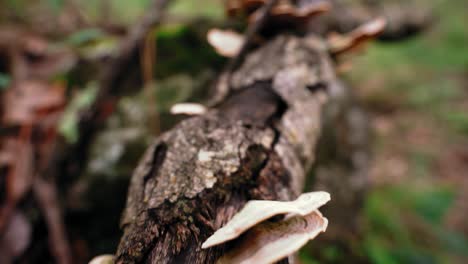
left=207, top=29, right=245, bottom=58
left=245, top=0, right=331, bottom=29
left=226, top=0, right=331, bottom=24
left=218, top=211, right=328, bottom=264
left=170, top=103, right=208, bottom=115
left=202, top=191, right=330, bottom=263
left=257, top=0, right=331, bottom=25
left=327, top=17, right=387, bottom=55
left=88, top=254, right=115, bottom=264
left=210, top=1, right=331, bottom=58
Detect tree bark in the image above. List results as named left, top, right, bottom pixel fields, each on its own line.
left=115, top=34, right=359, bottom=263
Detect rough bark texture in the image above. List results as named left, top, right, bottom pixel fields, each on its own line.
left=116, top=34, right=344, bottom=263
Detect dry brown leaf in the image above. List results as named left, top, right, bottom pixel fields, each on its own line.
left=218, top=211, right=328, bottom=264
left=207, top=29, right=244, bottom=58
left=3, top=81, right=65, bottom=125
left=202, top=191, right=330, bottom=248
left=0, top=27, right=76, bottom=80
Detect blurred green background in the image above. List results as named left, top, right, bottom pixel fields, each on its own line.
left=348, top=0, right=468, bottom=262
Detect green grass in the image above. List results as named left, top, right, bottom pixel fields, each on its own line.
left=363, top=185, right=467, bottom=264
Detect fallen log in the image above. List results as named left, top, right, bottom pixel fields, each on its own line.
left=116, top=33, right=356, bottom=263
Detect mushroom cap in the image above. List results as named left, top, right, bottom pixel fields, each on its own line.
left=217, top=210, right=328, bottom=264
left=270, top=0, right=331, bottom=21
left=328, top=17, right=387, bottom=55
left=202, top=191, right=330, bottom=248
left=226, top=0, right=331, bottom=27
left=207, top=28, right=244, bottom=58
left=170, top=103, right=208, bottom=115
left=88, top=255, right=115, bottom=264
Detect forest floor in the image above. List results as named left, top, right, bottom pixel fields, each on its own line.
left=338, top=0, right=468, bottom=263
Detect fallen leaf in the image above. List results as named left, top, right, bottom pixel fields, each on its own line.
left=3, top=81, right=65, bottom=125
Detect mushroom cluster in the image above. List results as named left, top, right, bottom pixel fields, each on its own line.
left=202, top=191, right=331, bottom=264
left=226, top=0, right=331, bottom=26
left=208, top=1, right=387, bottom=59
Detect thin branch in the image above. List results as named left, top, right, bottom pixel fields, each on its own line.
left=35, top=1, right=172, bottom=261
left=96, top=0, right=171, bottom=102
left=65, top=0, right=172, bottom=178
left=33, top=177, right=72, bottom=264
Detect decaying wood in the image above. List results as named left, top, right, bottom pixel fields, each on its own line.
left=116, top=34, right=341, bottom=263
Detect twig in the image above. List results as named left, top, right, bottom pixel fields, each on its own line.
left=37, top=2, right=171, bottom=261
left=140, top=29, right=160, bottom=134
left=32, top=1, right=171, bottom=261
left=33, top=177, right=72, bottom=264
left=95, top=0, right=171, bottom=104
left=69, top=0, right=171, bottom=176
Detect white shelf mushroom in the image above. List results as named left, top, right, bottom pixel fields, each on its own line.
left=218, top=210, right=328, bottom=264
left=88, top=254, right=114, bottom=264
left=170, top=103, right=207, bottom=115
left=202, top=191, right=330, bottom=249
